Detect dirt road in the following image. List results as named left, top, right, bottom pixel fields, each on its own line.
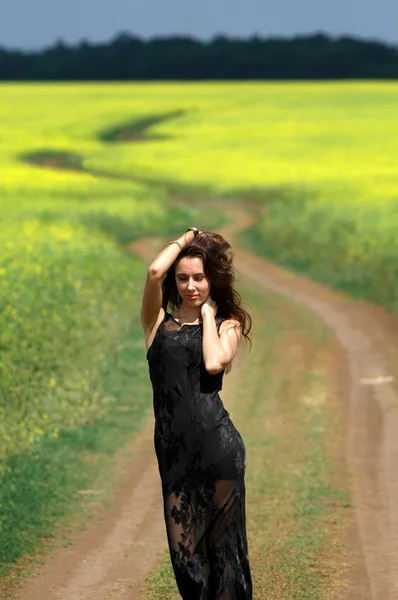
left=13, top=203, right=398, bottom=600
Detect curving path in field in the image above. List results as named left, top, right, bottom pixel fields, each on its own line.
left=13, top=113, right=398, bottom=599
left=11, top=199, right=398, bottom=600
left=20, top=109, right=188, bottom=184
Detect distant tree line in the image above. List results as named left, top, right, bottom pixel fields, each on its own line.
left=1, top=33, right=398, bottom=80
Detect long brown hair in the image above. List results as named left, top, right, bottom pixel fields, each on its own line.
left=162, top=231, right=252, bottom=348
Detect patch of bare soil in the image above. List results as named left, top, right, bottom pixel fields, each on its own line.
left=22, top=151, right=87, bottom=173
left=11, top=201, right=398, bottom=600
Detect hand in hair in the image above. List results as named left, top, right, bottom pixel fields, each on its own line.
left=201, top=296, right=218, bottom=319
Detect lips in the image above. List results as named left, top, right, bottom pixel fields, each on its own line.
left=186, top=295, right=199, bottom=300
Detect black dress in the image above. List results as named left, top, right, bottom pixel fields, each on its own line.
left=147, top=311, right=252, bottom=600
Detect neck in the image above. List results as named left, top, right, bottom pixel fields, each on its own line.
left=177, top=303, right=202, bottom=322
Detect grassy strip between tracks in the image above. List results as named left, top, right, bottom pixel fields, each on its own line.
left=141, top=284, right=351, bottom=600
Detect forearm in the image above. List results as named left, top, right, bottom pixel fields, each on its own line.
left=148, top=231, right=194, bottom=278
left=202, top=313, right=229, bottom=374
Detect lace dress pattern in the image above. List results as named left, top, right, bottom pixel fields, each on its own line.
left=147, top=311, right=252, bottom=600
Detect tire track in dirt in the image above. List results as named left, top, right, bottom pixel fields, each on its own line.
left=12, top=202, right=398, bottom=600
left=130, top=204, right=398, bottom=599
left=223, top=205, right=398, bottom=600
left=12, top=419, right=166, bottom=600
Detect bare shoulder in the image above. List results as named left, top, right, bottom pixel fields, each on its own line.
left=144, top=307, right=165, bottom=351
left=219, top=318, right=241, bottom=337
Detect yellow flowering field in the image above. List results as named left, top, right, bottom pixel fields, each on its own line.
left=1, top=81, right=398, bottom=462
left=78, top=82, right=398, bottom=308
left=1, top=81, right=398, bottom=581
left=0, top=219, right=139, bottom=450
left=84, top=81, right=398, bottom=308
left=0, top=84, right=220, bottom=461
left=3, top=81, right=395, bottom=306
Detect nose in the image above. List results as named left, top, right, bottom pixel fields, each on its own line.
left=187, top=278, right=196, bottom=290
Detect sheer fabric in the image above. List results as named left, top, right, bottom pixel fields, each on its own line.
left=147, top=311, right=252, bottom=600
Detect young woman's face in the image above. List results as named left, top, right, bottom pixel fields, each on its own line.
left=175, top=257, right=210, bottom=307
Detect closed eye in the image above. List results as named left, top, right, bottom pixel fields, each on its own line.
left=177, top=275, right=205, bottom=281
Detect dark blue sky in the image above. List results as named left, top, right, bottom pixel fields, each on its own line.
left=1, top=0, right=398, bottom=50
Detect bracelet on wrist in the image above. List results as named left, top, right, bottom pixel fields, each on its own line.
left=168, top=239, right=183, bottom=250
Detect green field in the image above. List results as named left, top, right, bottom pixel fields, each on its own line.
left=1, top=82, right=397, bottom=590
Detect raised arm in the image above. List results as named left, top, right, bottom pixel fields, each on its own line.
left=140, top=229, right=197, bottom=335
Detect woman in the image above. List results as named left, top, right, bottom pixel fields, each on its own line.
left=141, top=227, right=252, bottom=600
